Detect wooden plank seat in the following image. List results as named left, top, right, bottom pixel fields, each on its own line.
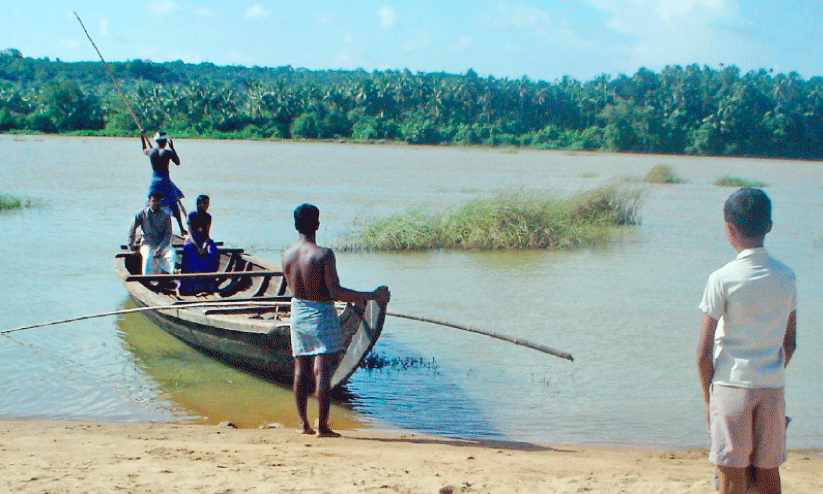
left=173, top=295, right=293, bottom=305
left=125, top=270, right=283, bottom=282
left=116, top=247, right=243, bottom=259
left=203, top=303, right=291, bottom=316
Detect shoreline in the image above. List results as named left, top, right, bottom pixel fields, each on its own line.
left=2, top=419, right=821, bottom=493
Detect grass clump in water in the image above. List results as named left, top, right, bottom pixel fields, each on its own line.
left=714, top=175, right=768, bottom=187
left=0, top=194, right=33, bottom=211
left=345, top=185, right=644, bottom=251
left=644, top=165, right=685, bottom=184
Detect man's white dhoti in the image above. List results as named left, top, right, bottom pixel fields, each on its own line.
left=290, top=298, right=345, bottom=357
left=140, top=244, right=175, bottom=275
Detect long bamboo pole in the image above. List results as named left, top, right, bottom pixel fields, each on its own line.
left=387, top=312, right=574, bottom=362
left=74, top=11, right=143, bottom=132
left=0, top=301, right=277, bottom=335
left=3, top=302, right=574, bottom=361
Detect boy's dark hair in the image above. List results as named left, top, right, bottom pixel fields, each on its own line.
left=294, top=203, right=320, bottom=235
left=724, top=188, right=772, bottom=238
left=148, top=191, right=163, bottom=200
left=196, top=194, right=209, bottom=208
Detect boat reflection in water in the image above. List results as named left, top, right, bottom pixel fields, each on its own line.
left=114, top=298, right=502, bottom=439
left=113, top=298, right=364, bottom=430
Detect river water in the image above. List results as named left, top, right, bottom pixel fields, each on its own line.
left=0, top=135, right=820, bottom=449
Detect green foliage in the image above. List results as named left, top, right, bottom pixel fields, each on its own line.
left=643, top=165, right=685, bottom=184
left=290, top=112, right=320, bottom=139
left=344, top=185, right=644, bottom=251
left=0, top=193, right=33, bottom=210
left=713, top=175, right=769, bottom=187
left=1, top=51, right=823, bottom=158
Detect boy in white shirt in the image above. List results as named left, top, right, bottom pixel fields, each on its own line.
left=697, top=188, right=797, bottom=494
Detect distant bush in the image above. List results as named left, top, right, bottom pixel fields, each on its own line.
left=644, top=165, right=685, bottom=184
left=714, top=175, right=768, bottom=187
left=342, top=185, right=645, bottom=251
left=0, top=193, right=33, bottom=210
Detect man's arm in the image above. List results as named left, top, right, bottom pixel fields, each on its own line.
left=141, top=131, right=152, bottom=155
left=323, top=250, right=390, bottom=303
left=696, top=314, right=718, bottom=427
left=169, top=139, right=180, bottom=165
left=128, top=212, right=142, bottom=250
left=784, top=310, right=797, bottom=367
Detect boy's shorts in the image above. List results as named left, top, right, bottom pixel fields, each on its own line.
left=709, top=384, right=786, bottom=469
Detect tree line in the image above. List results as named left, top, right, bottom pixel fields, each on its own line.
left=2, top=47, right=822, bottom=159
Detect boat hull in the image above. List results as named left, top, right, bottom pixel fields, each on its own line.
left=115, top=239, right=385, bottom=389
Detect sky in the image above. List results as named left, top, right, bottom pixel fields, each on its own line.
left=3, top=1, right=823, bottom=82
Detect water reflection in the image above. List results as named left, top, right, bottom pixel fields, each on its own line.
left=114, top=298, right=502, bottom=436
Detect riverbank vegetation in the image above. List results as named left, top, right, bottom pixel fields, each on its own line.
left=342, top=185, right=644, bottom=251
left=2, top=48, right=823, bottom=159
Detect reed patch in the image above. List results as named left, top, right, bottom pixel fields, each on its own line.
left=0, top=193, right=33, bottom=211
left=714, top=175, right=768, bottom=187
left=643, top=165, right=685, bottom=184
left=342, top=185, right=645, bottom=251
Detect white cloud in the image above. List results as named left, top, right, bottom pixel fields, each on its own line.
left=402, top=30, right=433, bottom=52
left=147, top=1, right=178, bottom=16
left=99, top=16, right=110, bottom=36
left=486, top=2, right=552, bottom=29
left=197, top=8, right=214, bottom=17
left=378, top=6, right=399, bottom=29
left=316, top=9, right=336, bottom=26
left=245, top=5, right=270, bottom=20
left=59, top=38, right=80, bottom=51
left=584, top=0, right=743, bottom=71
left=451, top=35, right=473, bottom=52
left=484, top=2, right=588, bottom=46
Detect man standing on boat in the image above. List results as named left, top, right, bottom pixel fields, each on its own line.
left=282, top=203, right=390, bottom=437
left=128, top=192, right=175, bottom=275
left=141, top=130, right=188, bottom=236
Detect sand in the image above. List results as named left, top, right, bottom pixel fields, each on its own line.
left=0, top=420, right=820, bottom=493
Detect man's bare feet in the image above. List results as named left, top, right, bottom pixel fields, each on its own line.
left=316, top=428, right=341, bottom=438
left=297, top=422, right=315, bottom=435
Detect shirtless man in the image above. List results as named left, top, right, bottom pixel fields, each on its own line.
left=282, top=204, right=390, bottom=437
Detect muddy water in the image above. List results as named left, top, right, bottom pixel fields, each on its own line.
left=1, top=135, right=821, bottom=448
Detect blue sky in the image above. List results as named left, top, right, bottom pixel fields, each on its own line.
left=4, top=1, right=822, bottom=82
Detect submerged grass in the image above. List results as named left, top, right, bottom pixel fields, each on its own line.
left=714, top=175, right=769, bottom=188
left=644, top=164, right=685, bottom=184
left=343, top=185, right=645, bottom=251
left=0, top=194, right=33, bottom=211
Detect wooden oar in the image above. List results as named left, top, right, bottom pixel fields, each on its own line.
left=387, top=312, right=574, bottom=362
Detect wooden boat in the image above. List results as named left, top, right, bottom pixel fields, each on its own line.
left=114, top=237, right=387, bottom=389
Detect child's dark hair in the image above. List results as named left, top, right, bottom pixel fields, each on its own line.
left=196, top=194, right=209, bottom=209
left=294, top=203, right=320, bottom=235
left=724, top=188, right=772, bottom=238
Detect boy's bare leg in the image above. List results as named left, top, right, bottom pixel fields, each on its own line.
left=717, top=466, right=748, bottom=494
left=314, top=353, right=341, bottom=438
left=293, top=356, right=315, bottom=435
left=750, top=467, right=780, bottom=494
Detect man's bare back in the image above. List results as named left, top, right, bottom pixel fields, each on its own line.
left=281, top=239, right=336, bottom=302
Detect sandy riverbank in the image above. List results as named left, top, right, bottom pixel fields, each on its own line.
left=1, top=420, right=821, bottom=493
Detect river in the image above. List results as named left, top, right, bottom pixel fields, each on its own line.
left=0, top=135, right=820, bottom=449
